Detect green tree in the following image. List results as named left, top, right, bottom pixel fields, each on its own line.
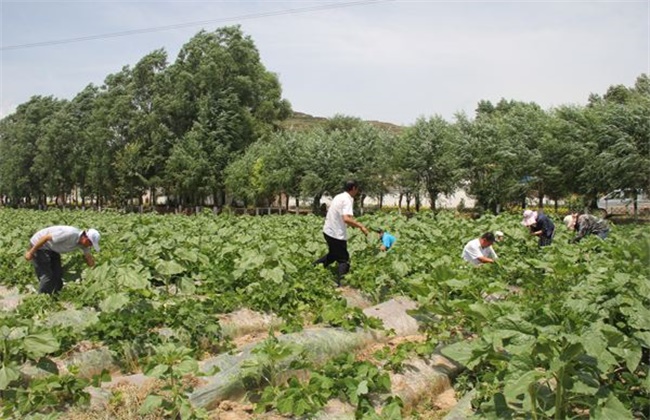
left=166, top=26, right=292, bottom=205
left=398, top=116, right=462, bottom=213
left=0, top=96, right=64, bottom=206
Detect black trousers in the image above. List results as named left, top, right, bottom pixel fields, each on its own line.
left=315, top=233, right=350, bottom=282
left=31, top=249, right=63, bottom=294
left=539, top=229, right=555, bottom=247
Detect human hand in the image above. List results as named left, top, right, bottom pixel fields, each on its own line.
left=24, top=250, right=33, bottom=261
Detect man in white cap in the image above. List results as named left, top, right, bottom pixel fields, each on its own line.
left=25, top=226, right=100, bottom=294
left=522, top=209, right=555, bottom=247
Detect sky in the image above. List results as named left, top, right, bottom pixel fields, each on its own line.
left=1, top=0, right=648, bottom=126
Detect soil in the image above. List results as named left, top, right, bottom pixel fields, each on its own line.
left=354, top=334, right=428, bottom=362
left=231, top=330, right=271, bottom=348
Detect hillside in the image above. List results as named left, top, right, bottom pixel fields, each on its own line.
left=280, top=111, right=405, bottom=133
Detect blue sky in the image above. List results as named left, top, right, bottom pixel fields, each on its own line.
left=1, top=0, right=648, bottom=125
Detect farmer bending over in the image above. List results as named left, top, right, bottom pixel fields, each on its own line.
left=376, top=228, right=396, bottom=251
left=563, top=213, right=610, bottom=243
left=462, top=232, right=498, bottom=266
left=25, top=226, right=100, bottom=294
left=522, top=209, right=555, bottom=247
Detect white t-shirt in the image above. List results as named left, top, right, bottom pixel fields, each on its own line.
left=323, top=192, right=354, bottom=240
left=30, top=226, right=89, bottom=255
left=462, top=238, right=497, bottom=266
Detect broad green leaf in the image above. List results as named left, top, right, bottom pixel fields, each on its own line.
left=156, top=260, right=185, bottom=276
left=175, top=248, right=198, bottom=263
left=560, top=342, right=584, bottom=362
left=115, top=266, right=150, bottom=289
left=633, top=331, right=650, bottom=347
left=179, top=277, right=196, bottom=294
left=381, top=400, right=403, bottom=419
left=441, top=340, right=480, bottom=367
left=443, top=279, right=469, bottom=289
left=592, top=394, right=633, bottom=419
left=468, top=303, right=492, bottom=320
left=571, top=378, right=600, bottom=395
left=277, top=396, right=293, bottom=414
left=179, top=400, right=194, bottom=419
left=356, top=380, right=369, bottom=396
left=503, top=370, right=544, bottom=400
left=391, top=261, right=409, bottom=277
left=176, top=358, right=198, bottom=375
left=145, top=364, right=169, bottom=378
left=610, top=345, right=642, bottom=372
left=99, top=293, right=130, bottom=313
left=139, top=394, right=164, bottom=414
left=23, top=331, right=59, bottom=359
left=236, top=251, right=266, bottom=271
left=620, top=304, right=650, bottom=330
left=582, top=330, right=618, bottom=371
left=295, top=399, right=310, bottom=416
left=260, top=267, right=284, bottom=284
left=0, top=364, right=20, bottom=390
left=492, top=392, right=511, bottom=417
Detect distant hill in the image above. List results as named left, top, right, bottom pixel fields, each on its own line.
left=280, top=111, right=405, bottom=134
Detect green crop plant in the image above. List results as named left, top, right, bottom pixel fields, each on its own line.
left=139, top=343, right=208, bottom=419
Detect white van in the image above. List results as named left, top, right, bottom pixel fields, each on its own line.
left=597, top=189, right=650, bottom=216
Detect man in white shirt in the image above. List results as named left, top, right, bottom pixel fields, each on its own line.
left=462, top=232, right=498, bottom=266
left=25, top=225, right=101, bottom=294
left=314, top=180, right=369, bottom=285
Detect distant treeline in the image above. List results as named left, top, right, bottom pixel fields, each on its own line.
left=0, top=25, right=648, bottom=214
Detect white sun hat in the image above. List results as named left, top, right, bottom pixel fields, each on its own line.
left=521, top=210, right=538, bottom=227
left=86, top=229, right=101, bottom=252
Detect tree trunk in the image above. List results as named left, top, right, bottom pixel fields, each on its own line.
left=428, top=189, right=438, bottom=213
left=312, top=195, right=322, bottom=214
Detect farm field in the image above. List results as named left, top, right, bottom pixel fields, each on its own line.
left=0, top=208, right=648, bottom=419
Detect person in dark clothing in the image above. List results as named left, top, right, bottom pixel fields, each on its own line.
left=522, top=209, right=555, bottom=247
left=564, top=213, right=610, bottom=243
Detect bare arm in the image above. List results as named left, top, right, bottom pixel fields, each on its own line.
left=342, top=215, right=369, bottom=235
left=84, top=253, right=95, bottom=267
left=477, top=256, right=495, bottom=264
left=25, top=234, right=53, bottom=260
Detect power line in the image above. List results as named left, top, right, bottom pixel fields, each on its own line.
left=1, top=0, right=393, bottom=51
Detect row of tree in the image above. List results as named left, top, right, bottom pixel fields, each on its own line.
left=0, top=25, right=648, bottom=213
left=226, top=77, right=649, bottom=214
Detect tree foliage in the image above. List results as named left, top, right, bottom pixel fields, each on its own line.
left=0, top=26, right=646, bottom=215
